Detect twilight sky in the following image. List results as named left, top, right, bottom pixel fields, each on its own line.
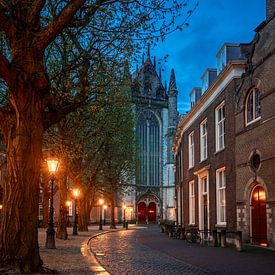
left=151, top=0, right=266, bottom=114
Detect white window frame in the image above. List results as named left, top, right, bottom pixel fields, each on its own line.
left=188, top=131, right=194, bottom=168
left=245, top=88, right=261, bottom=126
left=200, top=119, right=207, bottom=161
left=197, top=170, right=210, bottom=231
left=215, top=101, right=225, bottom=152
left=216, top=167, right=226, bottom=225
left=189, top=181, right=195, bottom=225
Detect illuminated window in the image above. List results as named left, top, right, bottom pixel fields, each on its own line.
left=246, top=88, right=261, bottom=125
left=188, top=132, right=194, bottom=168
left=189, top=181, right=195, bottom=224
left=215, top=102, right=225, bottom=152
left=216, top=168, right=226, bottom=225
left=200, top=119, right=207, bottom=161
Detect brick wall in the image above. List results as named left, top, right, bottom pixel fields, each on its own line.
left=235, top=16, right=275, bottom=245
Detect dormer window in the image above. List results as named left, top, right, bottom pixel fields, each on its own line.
left=217, top=47, right=227, bottom=74
left=216, top=44, right=243, bottom=75
left=246, top=88, right=261, bottom=125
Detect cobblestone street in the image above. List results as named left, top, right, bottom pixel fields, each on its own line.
left=90, top=225, right=275, bottom=275
left=90, top=227, right=210, bottom=275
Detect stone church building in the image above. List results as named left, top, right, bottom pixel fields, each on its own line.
left=125, top=52, right=179, bottom=223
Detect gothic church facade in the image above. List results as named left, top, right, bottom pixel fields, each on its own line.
left=129, top=53, right=178, bottom=222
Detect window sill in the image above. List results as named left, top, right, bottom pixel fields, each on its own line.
left=200, top=158, right=207, bottom=164
left=215, top=148, right=225, bottom=155
left=246, top=116, right=261, bottom=127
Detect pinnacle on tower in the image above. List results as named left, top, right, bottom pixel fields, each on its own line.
left=147, top=43, right=150, bottom=59
left=169, top=68, right=177, bottom=91
left=159, top=68, right=162, bottom=81
left=153, top=56, right=156, bottom=68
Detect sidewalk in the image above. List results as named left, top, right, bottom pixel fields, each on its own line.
left=39, top=225, right=121, bottom=274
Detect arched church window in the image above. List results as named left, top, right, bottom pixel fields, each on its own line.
left=246, top=88, right=261, bottom=125
left=136, top=111, right=160, bottom=186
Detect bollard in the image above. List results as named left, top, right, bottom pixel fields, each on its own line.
left=213, top=229, right=218, bottom=247
left=125, top=221, right=128, bottom=230
left=221, top=229, right=227, bottom=247
left=235, top=231, right=243, bottom=251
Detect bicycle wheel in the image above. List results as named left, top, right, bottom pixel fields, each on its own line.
left=185, top=231, right=192, bottom=243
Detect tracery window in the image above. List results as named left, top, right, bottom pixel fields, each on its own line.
left=136, top=111, right=160, bottom=186
left=246, top=88, right=261, bottom=125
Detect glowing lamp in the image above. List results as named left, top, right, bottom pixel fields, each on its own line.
left=99, top=198, right=104, bottom=205
left=46, top=158, right=60, bottom=173
left=72, top=188, right=80, bottom=198
left=103, top=205, right=108, bottom=210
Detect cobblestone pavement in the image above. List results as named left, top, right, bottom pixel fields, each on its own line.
left=90, top=227, right=211, bottom=275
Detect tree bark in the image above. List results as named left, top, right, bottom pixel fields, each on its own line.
left=0, top=101, right=44, bottom=272
left=56, top=171, right=68, bottom=240
left=78, top=192, right=89, bottom=231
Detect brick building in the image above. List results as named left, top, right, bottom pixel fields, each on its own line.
left=235, top=4, right=275, bottom=246
left=174, top=45, right=245, bottom=236
left=174, top=0, right=275, bottom=246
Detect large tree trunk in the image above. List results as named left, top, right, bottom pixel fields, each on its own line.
left=0, top=103, right=44, bottom=272
left=78, top=192, right=89, bottom=231
left=0, top=29, right=48, bottom=271
left=56, top=170, right=68, bottom=239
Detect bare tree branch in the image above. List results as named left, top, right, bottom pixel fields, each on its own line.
left=35, top=0, right=112, bottom=51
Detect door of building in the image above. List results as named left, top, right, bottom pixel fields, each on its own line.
left=251, top=186, right=267, bottom=245
left=148, top=202, right=156, bottom=222
left=138, top=202, right=146, bottom=222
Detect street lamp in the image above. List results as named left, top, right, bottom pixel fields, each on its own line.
left=103, top=204, right=107, bottom=226
left=123, top=204, right=127, bottom=228
left=98, top=198, right=104, bottom=230
left=45, top=157, right=60, bottom=249
left=66, top=200, right=72, bottom=227
left=72, top=188, right=80, bottom=235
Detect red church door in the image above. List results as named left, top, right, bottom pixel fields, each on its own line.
left=251, top=186, right=268, bottom=245
left=138, top=202, right=146, bottom=222
left=148, top=202, right=156, bottom=222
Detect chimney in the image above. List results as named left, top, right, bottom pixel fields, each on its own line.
left=266, top=0, right=275, bottom=20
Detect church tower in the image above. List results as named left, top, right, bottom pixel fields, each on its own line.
left=125, top=50, right=178, bottom=223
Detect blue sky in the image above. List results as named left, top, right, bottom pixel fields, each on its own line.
left=152, top=0, right=266, bottom=114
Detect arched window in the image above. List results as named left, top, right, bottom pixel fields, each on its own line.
left=246, top=88, right=261, bottom=125
left=136, top=111, right=160, bottom=186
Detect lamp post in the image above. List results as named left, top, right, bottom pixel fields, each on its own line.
left=123, top=204, right=126, bottom=228
left=45, top=157, right=60, bottom=249
left=98, top=198, right=104, bottom=230
left=66, top=200, right=72, bottom=227
left=103, top=204, right=107, bottom=226
left=72, top=188, right=80, bottom=235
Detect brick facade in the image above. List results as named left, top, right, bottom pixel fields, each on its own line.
left=174, top=4, right=275, bottom=247
left=174, top=60, right=246, bottom=235
left=235, top=15, right=275, bottom=245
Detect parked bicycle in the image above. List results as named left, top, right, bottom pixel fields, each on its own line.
left=184, top=227, right=201, bottom=244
